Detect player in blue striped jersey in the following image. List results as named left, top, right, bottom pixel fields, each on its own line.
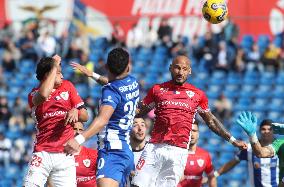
left=64, top=48, right=139, bottom=187
left=215, top=119, right=279, bottom=187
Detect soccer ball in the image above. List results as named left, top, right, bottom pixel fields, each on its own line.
left=202, top=0, right=228, bottom=24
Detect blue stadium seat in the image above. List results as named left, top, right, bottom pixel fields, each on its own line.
left=267, top=111, right=281, bottom=121
left=75, top=84, right=89, bottom=99
left=257, top=34, right=270, bottom=53
left=241, top=34, right=254, bottom=52
left=273, top=35, right=282, bottom=48
left=226, top=72, right=242, bottom=85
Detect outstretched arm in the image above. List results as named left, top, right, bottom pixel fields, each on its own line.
left=236, top=111, right=278, bottom=158
left=64, top=105, right=114, bottom=154
left=216, top=159, right=240, bottom=176
left=250, top=141, right=275, bottom=158
left=199, top=111, right=247, bottom=149
left=70, top=62, right=108, bottom=85
left=207, top=175, right=217, bottom=187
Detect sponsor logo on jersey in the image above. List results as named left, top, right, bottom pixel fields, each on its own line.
left=136, top=158, right=145, bottom=170
left=103, top=96, right=114, bottom=103
left=55, top=96, right=61, bottom=100
left=197, top=159, right=204, bottom=167
left=174, top=90, right=180, bottom=94
left=160, top=87, right=169, bottom=94
left=43, top=111, right=67, bottom=118
left=83, top=159, right=91, bottom=167
left=60, top=91, right=69, bottom=100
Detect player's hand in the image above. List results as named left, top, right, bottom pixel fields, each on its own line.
left=64, top=108, right=79, bottom=125
left=52, top=54, right=61, bottom=68
left=70, top=62, right=93, bottom=77
left=64, top=138, right=80, bottom=155
left=272, top=123, right=284, bottom=134
left=236, top=111, right=257, bottom=136
left=232, top=139, right=247, bottom=150
left=202, top=176, right=208, bottom=184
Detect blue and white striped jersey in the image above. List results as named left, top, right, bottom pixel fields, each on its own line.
left=97, top=75, right=139, bottom=150
left=236, top=144, right=279, bottom=187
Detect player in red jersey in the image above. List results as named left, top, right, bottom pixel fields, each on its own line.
left=131, top=55, right=247, bottom=187
left=73, top=122, right=98, bottom=187
left=178, top=120, right=216, bottom=187
left=23, top=55, right=88, bottom=187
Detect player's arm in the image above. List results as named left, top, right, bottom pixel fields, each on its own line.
left=70, top=62, right=108, bottom=85
left=32, top=55, right=61, bottom=106
left=236, top=111, right=278, bottom=158
left=135, top=101, right=153, bottom=117
left=215, top=158, right=240, bottom=176
left=207, top=174, right=217, bottom=187
left=64, top=105, right=114, bottom=154
left=199, top=111, right=246, bottom=149
left=135, top=86, right=156, bottom=117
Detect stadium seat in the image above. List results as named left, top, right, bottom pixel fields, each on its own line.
left=226, top=72, right=242, bottom=85
left=267, top=111, right=281, bottom=121
left=257, top=34, right=270, bottom=53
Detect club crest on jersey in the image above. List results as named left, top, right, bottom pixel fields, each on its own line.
left=197, top=159, right=204, bottom=167
left=60, top=92, right=69, bottom=100
left=186, top=91, right=195, bottom=98
left=83, top=159, right=91, bottom=167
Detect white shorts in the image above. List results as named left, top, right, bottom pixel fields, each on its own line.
left=131, top=143, right=188, bottom=187
left=23, top=151, right=76, bottom=187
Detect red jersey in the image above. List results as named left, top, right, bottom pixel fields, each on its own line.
left=75, top=146, right=98, bottom=187
left=178, top=147, right=214, bottom=187
left=28, top=80, right=84, bottom=152
left=143, top=81, right=209, bottom=148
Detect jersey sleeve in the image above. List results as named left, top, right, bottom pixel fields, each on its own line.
left=67, top=81, right=84, bottom=108
left=235, top=149, right=247, bottom=161
left=271, top=138, right=284, bottom=154
left=142, top=85, right=156, bottom=109
left=205, top=153, right=214, bottom=175
left=28, top=89, right=38, bottom=108
left=198, top=91, right=210, bottom=113
left=101, top=85, right=121, bottom=109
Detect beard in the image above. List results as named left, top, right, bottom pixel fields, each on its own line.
left=131, top=135, right=145, bottom=143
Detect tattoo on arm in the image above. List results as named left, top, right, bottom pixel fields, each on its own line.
left=251, top=141, right=275, bottom=158
left=96, top=76, right=108, bottom=86
left=200, top=112, right=231, bottom=141
left=135, top=101, right=152, bottom=118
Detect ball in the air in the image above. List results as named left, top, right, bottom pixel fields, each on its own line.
left=202, top=0, right=228, bottom=24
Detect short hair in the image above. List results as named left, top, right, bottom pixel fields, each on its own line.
left=106, top=48, right=129, bottom=76
left=36, top=57, right=56, bottom=81
left=259, top=119, right=273, bottom=129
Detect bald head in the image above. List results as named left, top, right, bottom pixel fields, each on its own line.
left=172, top=55, right=191, bottom=66
left=170, top=55, right=191, bottom=85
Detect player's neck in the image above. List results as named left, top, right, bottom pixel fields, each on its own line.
left=130, top=140, right=146, bottom=151
left=108, top=72, right=129, bottom=81
left=259, top=138, right=272, bottom=146
left=189, top=144, right=197, bottom=152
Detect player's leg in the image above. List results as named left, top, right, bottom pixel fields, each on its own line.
left=49, top=153, right=76, bottom=187
left=155, top=144, right=188, bottom=187
left=131, top=143, right=163, bottom=187
left=23, top=152, right=51, bottom=187
left=97, top=178, right=119, bottom=187
left=96, top=149, right=133, bottom=187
